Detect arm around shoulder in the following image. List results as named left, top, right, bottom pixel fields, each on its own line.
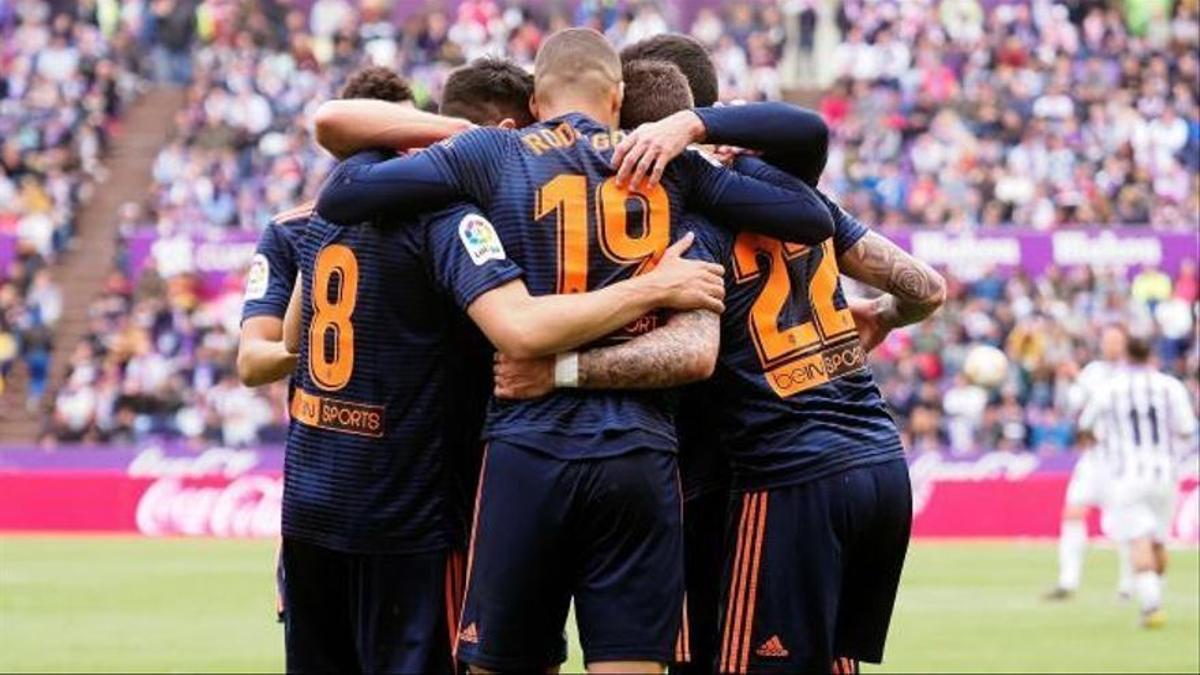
left=313, top=99, right=472, bottom=159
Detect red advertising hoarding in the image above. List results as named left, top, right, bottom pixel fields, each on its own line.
left=1, top=446, right=1196, bottom=543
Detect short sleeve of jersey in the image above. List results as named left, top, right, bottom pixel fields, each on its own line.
left=422, top=127, right=515, bottom=209
left=822, top=193, right=870, bottom=255
left=425, top=203, right=524, bottom=310
left=241, top=221, right=299, bottom=323
left=1077, top=384, right=1110, bottom=434
left=1167, top=379, right=1199, bottom=437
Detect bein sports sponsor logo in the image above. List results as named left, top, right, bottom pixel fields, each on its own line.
left=126, top=446, right=260, bottom=478
left=767, top=342, right=865, bottom=396
left=136, top=475, right=282, bottom=538
left=908, top=452, right=1041, bottom=515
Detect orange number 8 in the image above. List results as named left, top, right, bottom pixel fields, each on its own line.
left=309, top=244, right=358, bottom=391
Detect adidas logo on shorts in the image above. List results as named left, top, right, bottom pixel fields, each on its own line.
left=755, top=635, right=789, bottom=658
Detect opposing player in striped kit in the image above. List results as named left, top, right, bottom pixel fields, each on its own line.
left=1077, top=335, right=1198, bottom=628
left=1046, top=325, right=1134, bottom=601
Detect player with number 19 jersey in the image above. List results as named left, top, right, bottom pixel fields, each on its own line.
left=688, top=184, right=910, bottom=674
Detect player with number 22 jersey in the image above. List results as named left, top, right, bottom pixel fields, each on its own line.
left=688, top=190, right=910, bottom=675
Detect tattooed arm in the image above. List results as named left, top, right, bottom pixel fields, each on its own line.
left=837, top=231, right=946, bottom=351
left=493, top=310, right=720, bottom=399
left=579, top=310, right=719, bottom=389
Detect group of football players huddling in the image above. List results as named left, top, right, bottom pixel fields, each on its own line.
left=236, top=27, right=948, bottom=675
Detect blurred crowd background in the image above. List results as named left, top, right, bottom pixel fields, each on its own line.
left=0, top=0, right=1196, bottom=451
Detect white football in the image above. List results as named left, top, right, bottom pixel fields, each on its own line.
left=963, top=344, right=1009, bottom=388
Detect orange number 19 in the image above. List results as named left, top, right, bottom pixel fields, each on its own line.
left=535, top=173, right=670, bottom=292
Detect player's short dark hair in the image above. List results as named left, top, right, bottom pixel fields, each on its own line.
left=441, top=56, right=535, bottom=127
left=620, top=60, right=694, bottom=128
left=1126, top=334, right=1153, bottom=363
left=534, top=28, right=622, bottom=104
left=620, top=33, right=719, bottom=107
left=339, top=66, right=414, bottom=103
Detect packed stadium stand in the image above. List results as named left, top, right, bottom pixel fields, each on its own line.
left=1, top=2, right=152, bottom=427
left=1, top=0, right=1196, bottom=451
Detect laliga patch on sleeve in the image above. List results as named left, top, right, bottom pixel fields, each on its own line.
left=458, top=214, right=506, bottom=266
left=244, top=253, right=270, bottom=301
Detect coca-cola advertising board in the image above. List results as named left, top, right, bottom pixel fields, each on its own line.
left=1, top=446, right=1196, bottom=543
left=0, top=446, right=281, bottom=538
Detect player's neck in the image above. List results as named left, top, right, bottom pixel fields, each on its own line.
left=536, top=99, right=617, bottom=129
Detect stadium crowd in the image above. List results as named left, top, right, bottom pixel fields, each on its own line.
left=864, top=262, right=1199, bottom=454
left=821, top=0, right=1200, bottom=230
left=6, top=0, right=1196, bottom=451
left=1, top=2, right=141, bottom=405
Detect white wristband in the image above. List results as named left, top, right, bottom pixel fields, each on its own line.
left=554, top=352, right=579, bottom=388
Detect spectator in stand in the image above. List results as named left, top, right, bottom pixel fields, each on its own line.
left=1, top=4, right=139, bottom=413
left=148, top=0, right=197, bottom=85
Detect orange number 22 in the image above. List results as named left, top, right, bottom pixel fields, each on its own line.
left=731, top=236, right=856, bottom=369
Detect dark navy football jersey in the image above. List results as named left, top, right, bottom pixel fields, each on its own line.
left=241, top=204, right=309, bottom=323
left=425, top=115, right=751, bottom=457
left=672, top=217, right=733, bottom=503
left=689, top=197, right=905, bottom=492
left=286, top=191, right=518, bottom=553
left=422, top=202, right=523, bottom=515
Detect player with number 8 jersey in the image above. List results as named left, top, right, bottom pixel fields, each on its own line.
left=284, top=203, right=488, bottom=674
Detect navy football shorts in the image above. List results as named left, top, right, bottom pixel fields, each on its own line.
left=671, top=488, right=730, bottom=674
left=717, top=459, right=911, bottom=674
left=455, top=440, right=685, bottom=670
left=282, top=538, right=465, bottom=674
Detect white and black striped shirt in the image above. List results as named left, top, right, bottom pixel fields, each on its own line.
left=1067, top=359, right=1120, bottom=417
left=1079, top=366, right=1198, bottom=484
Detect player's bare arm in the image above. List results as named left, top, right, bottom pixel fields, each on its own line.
left=493, top=309, right=720, bottom=399
left=468, top=234, right=724, bottom=359
left=313, top=100, right=472, bottom=159
left=236, top=316, right=298, bottom=387
left=838, top=232, right=947, bottom=351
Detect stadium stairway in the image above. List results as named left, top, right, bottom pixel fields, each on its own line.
left=0, top=87, right=186, bottom=444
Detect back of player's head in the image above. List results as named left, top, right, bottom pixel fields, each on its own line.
left=533, top=28, right=623, bottom=116
left=340, top=66, right=414, bottom=104
left=620, top=60, right=694, bottom=128
left=441, top=56, right=535, bottom=129
left=1125, top=334, right=1153, bottom=364
left=620, top=33, right=718, bottom=107
left=1099, top=324, right=1128, bottom=361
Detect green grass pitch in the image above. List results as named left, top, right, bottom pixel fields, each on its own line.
left=1, top=537, right=1196, bottom=673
